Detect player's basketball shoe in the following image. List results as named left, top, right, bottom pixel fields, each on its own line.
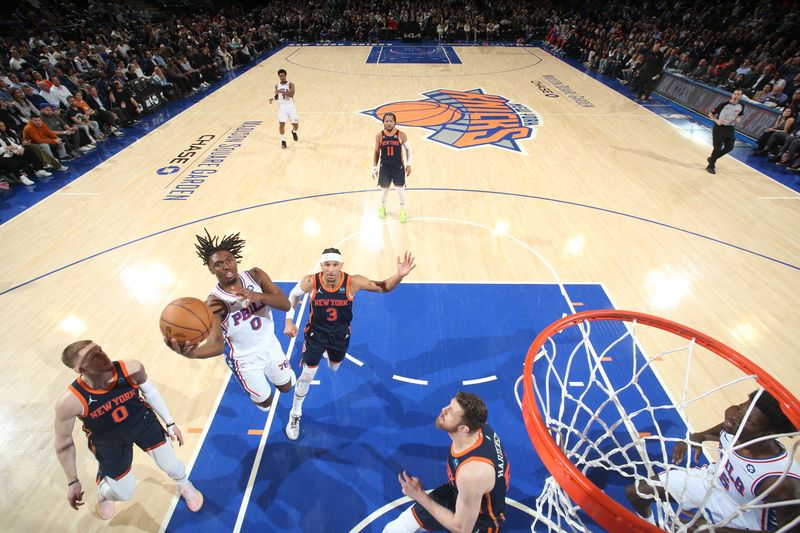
left=96, top=493, right=115, bottom=520
left=286, top=414, right=301, bottom=440
left=179, top=482, right=204, bottom=512
left=378, top=205, right=386, bottom=219
left=281, top=140, right=287, bottom=149
left=399, top=209, right=408, bottom=223
left=292, top=130, right=298, bottom=142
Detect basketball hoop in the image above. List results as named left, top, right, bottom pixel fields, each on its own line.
left=521, top=310, right=800, bottom=532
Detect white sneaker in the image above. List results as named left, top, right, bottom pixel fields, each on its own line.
left=35, top=169, right=52, bottom=177
left=285, top=414, right=301, bottom=441
left=19, top=173, right=34, bottom=185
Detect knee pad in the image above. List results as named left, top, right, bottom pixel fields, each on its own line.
left=295, top=365, right=318, bottom=397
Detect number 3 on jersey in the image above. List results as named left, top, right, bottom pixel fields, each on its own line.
left=326, top=308, right=337, bottom=321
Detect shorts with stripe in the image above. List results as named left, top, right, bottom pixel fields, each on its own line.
left=410, top=484, right=502, bottom=532
left=225, top=334, right=292, bottom=403
left=89, top=410, right=166, bottom=480
left=301, top=327, right=350, bottom=367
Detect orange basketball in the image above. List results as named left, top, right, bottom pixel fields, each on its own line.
left=376, top=101, right=463, bottom=127
left=159, top=297, right=213, bottom=345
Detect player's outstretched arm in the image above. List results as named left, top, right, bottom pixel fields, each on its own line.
left=54, top=392, right=85, bottom=510
left=284, top=274, right=314, bottom=337
left=672, top=422, right=724, bottom=464
left=126, top=361, right=184, bottom=446
left=350, top=251, right=416, bottom=294
left=237, top=267, right=291, bottom=311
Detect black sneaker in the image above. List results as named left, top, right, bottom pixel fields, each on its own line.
left=706, top=165, right=716, bottom=174
left=291, top=130, right=298, bottom=142
left=281, top=140, right=287, bottom=149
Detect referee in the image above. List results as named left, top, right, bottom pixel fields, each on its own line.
left=706, top=89, right=744, bottom=174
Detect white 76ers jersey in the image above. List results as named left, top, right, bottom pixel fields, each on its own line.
left=715, top=430, right=800, bottom=527
left=209, top=270, right=277, bottom=359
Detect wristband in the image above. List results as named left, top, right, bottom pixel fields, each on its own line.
left=68, top=479, right=80, bottom=486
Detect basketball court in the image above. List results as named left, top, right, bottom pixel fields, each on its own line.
left=1, top=44, right=798, bottom=532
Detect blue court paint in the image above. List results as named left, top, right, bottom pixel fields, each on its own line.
left=366, top=45, right=462, bottom=64
left=165, top=283, right=688, bottom=532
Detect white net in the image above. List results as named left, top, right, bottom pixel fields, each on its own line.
left=519, top=313, right=800, bottom=533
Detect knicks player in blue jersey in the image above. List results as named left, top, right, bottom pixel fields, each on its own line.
left=282, top=247, right=416, bottom=440
left=385, top=392, right=509, bottom=533
left=167, top=230, right=295, bottom=414
left=54, top=340, right=203, bottom=520
left=373, top=112, right=412, bottom=223
left=626, top=390, right=800, bottom=530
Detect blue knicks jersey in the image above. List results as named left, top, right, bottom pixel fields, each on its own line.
left=446, top=424, right=509, bottom=529
left=68, top=361, right=150, bottom=441
left=380, top=130, right=403, bottom=168
left=306, top=272, right=353, bottom=335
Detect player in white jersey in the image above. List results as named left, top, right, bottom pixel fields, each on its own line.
left=166, top=230, right=295, bottom=412
left=269, top=68, right=298, bottom=149
left=626, top=390, right=800, bottom=531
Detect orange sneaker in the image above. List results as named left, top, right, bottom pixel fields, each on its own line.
left=179, top=482, right=203, bottom=512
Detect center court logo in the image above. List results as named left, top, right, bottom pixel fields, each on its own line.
left=362, top=89, right=540, bottom=152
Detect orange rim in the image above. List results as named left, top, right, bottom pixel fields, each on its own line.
left=521, top=309, right=800, bottom=532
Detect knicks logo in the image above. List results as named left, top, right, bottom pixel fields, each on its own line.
left=363, top=89, right=540, bottom=152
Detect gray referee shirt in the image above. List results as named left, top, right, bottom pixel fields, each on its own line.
left=713, top=100, right=744, bottom=126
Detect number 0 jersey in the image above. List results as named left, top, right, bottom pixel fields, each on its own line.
left=306, top=272, right=354, bottom=336
left=209, top=269, right=278, bottom=360
left=68, top=361, right=150, bottom=441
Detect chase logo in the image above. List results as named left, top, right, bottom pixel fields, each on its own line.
left=363, top=89, right=539, bottom=152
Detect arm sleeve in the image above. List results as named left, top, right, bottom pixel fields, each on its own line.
left=403, top=140, right=412, bottom=165
left=288, top=282, right=306, bottom=313
left=138, top=379, right=175, bottom=426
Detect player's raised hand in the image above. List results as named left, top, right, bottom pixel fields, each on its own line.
left=672, top=436, right=703, bottom=464
left=164, top=337, right=199, bottom=357
left=398, top=470, right=425, bottom=501
left=397, top=251, right=416, bottom=277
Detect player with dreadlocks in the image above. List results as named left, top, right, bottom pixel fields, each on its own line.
left=166, top=229, right=296, bottom=413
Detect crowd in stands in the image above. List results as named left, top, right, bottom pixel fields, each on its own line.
left=2, top=0, right=800, bottom=190
left=543, top=0, right=799, bottom=169
left=0, top=0, right=283, bottom=190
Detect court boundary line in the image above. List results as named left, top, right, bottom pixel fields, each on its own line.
left=284, top=43, right=543, bottom=78
left=157, top=372, right=232, bottom=533
left=231, top=291, right=309, bottom=532
left=0, top=43, right=291, bottom=226
left=3, top=186, right=797, bottom=299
